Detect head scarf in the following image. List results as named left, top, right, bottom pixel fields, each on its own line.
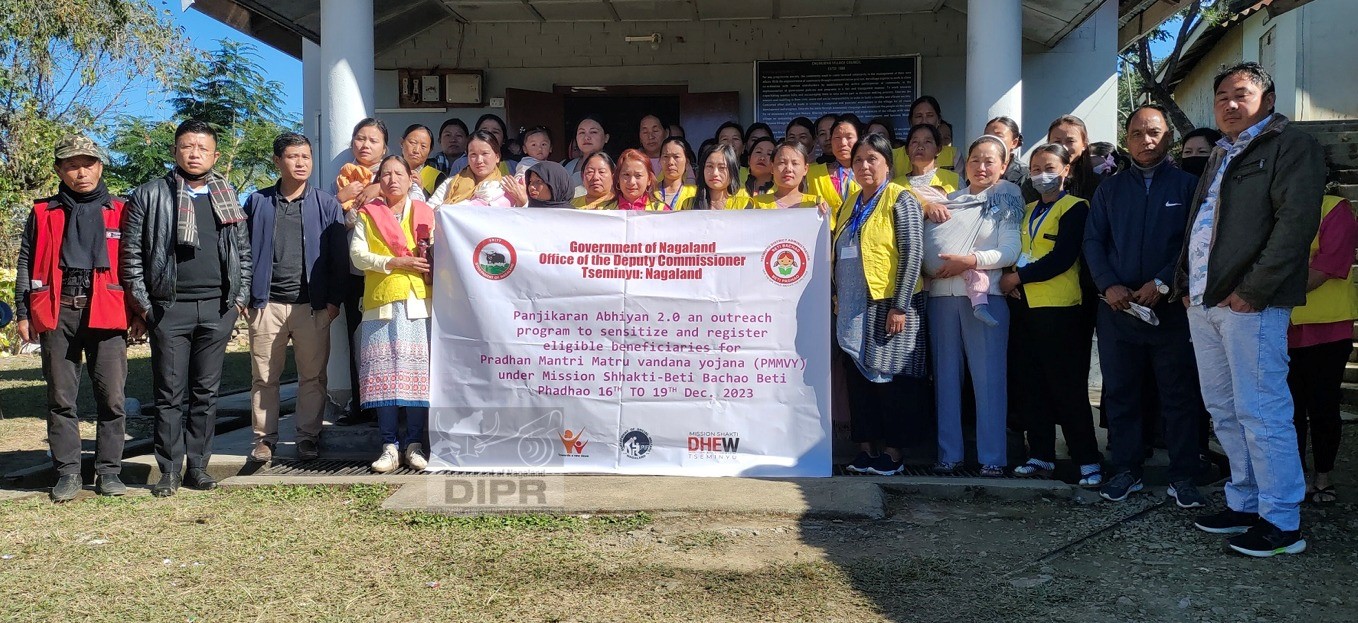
left=526, top=161, right=574, bottom=208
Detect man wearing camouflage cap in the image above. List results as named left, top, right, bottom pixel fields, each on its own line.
left=14, top=135, right=132, bottom=502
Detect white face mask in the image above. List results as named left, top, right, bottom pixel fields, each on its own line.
left=1031, top=172, right=1063, bottom=194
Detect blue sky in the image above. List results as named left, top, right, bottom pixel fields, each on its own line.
left=122, top=3, right=303, bottom=120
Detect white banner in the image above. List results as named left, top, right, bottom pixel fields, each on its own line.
left=428, top=207, right=831, bottom=477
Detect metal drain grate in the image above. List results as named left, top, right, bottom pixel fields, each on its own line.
left=259, top=459, right=425, bottom=476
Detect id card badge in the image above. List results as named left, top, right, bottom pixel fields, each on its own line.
left=1016, top=252, right=1033, bottom=268
left=839, top=246, right=859, bottom=260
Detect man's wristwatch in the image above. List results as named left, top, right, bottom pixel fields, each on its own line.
left=1154, top=278, right=1169, bottom=295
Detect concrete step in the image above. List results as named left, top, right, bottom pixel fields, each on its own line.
left=1344, top=383, right=1358, bottom=409
left=118, top=415, right=381, bottom=486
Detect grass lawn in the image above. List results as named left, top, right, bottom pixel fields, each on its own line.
left=0, top=339, right=293, bottom=475
left=0, top=485, right=888, bottom=622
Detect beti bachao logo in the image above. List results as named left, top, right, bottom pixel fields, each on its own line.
left=473, top=237, right=517, bottom=280
left=762, top=239, right=808, bottom=286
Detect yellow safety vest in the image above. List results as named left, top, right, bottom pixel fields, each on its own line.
left=938, top=144, right=957, bottom=171
left=1019, top=194, right=1085, bottom=308
left=750, top=192, right=822, bottom=210
left=807, top=162, right=860, bottom=231
left=418, top=166, right=442, bottom=195
left=891, top=167, right=960, bottom=195
left=358, top=209, right=428, bottom=310
left=833, top=182, right=923, bottom=299
left=653, top=184, right=697, bottom=211
left=678, top=191, right=752, bottom=211
left=1292, top=195, right=1358, bottom=325
left=571, top=195, right=619, bottom=210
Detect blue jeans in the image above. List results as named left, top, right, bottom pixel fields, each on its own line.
left=929, top=295, right=1009, bottom=466
left=373, top=406, right=429, bottom=448
left=1187, top=305, right=1305, bottom=531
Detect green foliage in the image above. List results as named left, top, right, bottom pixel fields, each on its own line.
left=0, top=268, right=15, bottom=353
left=104, top=116, right=175, bottom=194
left=0, top=0, right=189, bottom=267
left=107, top=39, right=299, bottom=197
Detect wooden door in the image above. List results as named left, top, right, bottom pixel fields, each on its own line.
left=505, top=88, right=566, bottom=162
left=680, top=92, right=741, bottom=145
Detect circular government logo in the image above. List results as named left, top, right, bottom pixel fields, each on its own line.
left=620, top=428, right=653, bottom=460
left=762, top=239, right=809, bottom=286
left=473, top=237, right=517, bottom=280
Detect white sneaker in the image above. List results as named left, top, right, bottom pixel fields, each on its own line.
left=371, top=443, right=400, bottom=473
left=404, top=443, right=428, bottom=471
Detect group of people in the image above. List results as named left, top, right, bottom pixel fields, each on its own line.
left=829, top=62, right=1342, bottom=559
left=13, top=60, right=1348, bottom=558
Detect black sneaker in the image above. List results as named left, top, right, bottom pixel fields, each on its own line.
left=865, top=454, right=904, bottom=476
left=1193, top=508, right=1260, bottom=535
left=50, top=474, right=82, bottom=502
left=1099, top=471, right=1143, bottom=502
left=95, top=474, right=127, bottom=497
left=1227, top=521, right=1306, bottom=557
left=844, top=451, right=875, bottom=474
left=1166, top=481, right=1206, bottom=508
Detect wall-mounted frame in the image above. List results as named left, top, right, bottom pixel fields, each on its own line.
left=397, top=69, right=485, bottom=108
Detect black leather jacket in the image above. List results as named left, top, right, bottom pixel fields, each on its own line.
left=120, top=173, right=252, bottom=317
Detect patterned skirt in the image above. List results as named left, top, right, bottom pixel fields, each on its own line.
left=357, top=301, right=431, bottom=409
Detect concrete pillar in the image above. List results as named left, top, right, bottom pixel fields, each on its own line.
left=965, top=0, right=1023, bottom=156
left=302, top=37, right=323, bottom=187
left=319, top=0, right=374, bottom=183
left=318, top=0, right=374, bottom=403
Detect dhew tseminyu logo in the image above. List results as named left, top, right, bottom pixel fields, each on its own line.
left=474, top=237, right=517, bottom=280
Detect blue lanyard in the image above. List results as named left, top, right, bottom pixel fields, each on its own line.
left=831, top=165, right=855, bottom=201
left=1027, top=192, right=1064, bottom=241
left=658, top=185, right=680, bottom=210
left=846, top=186, right=885, bottom=239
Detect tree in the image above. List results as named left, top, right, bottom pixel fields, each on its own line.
left=1121, top=0, right=1227, bottom=136
left=0, top=0, right=189, bottom=264
left=108, top=40, right=298, bottom=196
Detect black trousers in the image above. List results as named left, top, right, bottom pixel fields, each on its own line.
left=342, top=273, right=365, bottom=416
left=1010, top=301, right=1101, bottom=465
left=843, top=353, right=927, bottom=449
left=1097, top=310, right=1202, bottom=482
left=1288, top=338, right=1351, bottom=473
left=150, top=298, right=237, bottom=474
left=39, top=304, right=128, bottom=476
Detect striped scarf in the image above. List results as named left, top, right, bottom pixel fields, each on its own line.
left=174, top=169, right=245, bottom=248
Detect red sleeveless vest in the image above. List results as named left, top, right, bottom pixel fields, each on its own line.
left=27, top=198, right=130, bottom=333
